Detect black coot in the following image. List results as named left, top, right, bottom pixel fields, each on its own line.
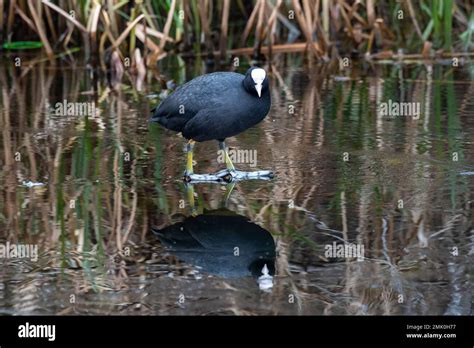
left=152, top=209, right=275, bottom=282
left=150, top=67, right=271, bottom=177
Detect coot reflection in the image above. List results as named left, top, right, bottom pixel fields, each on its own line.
left=152, top=209, right=275, bottom=287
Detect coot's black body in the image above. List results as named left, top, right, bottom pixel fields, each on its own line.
left=152, top=210, right=275, bottom=278
left=150, top=68, right=271, bottom=142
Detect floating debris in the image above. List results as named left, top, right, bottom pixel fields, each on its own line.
left=333, top=76, right=351, bottom=82
left=186, top=169, right=274, bottom=184
left=21, top=181, right=46, bottom=188
left=145, top=93, right=160, bottom=99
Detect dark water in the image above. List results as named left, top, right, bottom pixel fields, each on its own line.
left=0, top=56, right=472, bottom=315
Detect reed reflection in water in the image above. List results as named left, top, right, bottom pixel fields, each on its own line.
left=0, top=56, right=472, bottom=315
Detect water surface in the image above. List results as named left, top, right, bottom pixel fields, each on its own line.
left=0, top=56, right=472, bottom=315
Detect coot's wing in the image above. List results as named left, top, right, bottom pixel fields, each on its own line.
left=150, top=72, right=244, bottom=133
left=183, top=100, right=255, bottom=142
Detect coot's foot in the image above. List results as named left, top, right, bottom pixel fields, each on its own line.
left=183, top=170, right=194, bottom=182
left=221, top=169, right=237, bottom=183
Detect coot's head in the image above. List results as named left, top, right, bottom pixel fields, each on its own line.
left=243, top=67, right=269, bottom=98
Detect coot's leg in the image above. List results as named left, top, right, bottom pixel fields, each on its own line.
left=185, top=183, right=198, bottom=216
left=218, top=140, right=236, bottom=172
left=184, top=140, right=195, bottom=177
left=224, top=182, right=236, bottom=204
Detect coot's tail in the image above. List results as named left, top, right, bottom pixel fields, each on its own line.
left=149, top=106, right=160, bottom=123
left=149, top=105, right=187, bottom=134
left=149, top=106, right=170, bottom=127
left=149, top=111, right=171, bottom=130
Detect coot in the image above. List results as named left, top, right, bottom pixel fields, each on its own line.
left=150, top=67, right=271, bottom=177
left=152, top=209, right=275, bottom=281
